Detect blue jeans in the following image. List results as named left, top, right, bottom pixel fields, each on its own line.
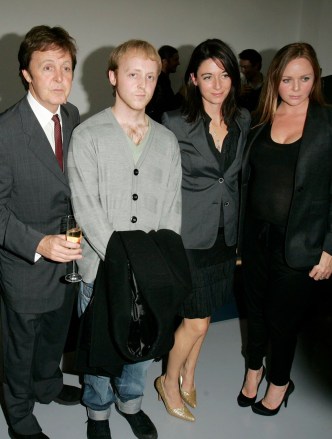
left=79, top=281, right=153, bottom=419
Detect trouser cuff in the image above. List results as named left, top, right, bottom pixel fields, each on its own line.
left=87, top=407, right=111, bottom=420
left=116, top=396, right=143, bottom=414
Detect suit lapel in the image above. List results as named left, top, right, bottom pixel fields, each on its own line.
left=242, top=123, right=265, bottom=183
left=187, top=118, right=217, bottom=164
left=295, top=102, right=323, bottom=179
left=19, top=98, right=69, bottom=186
left=223, top=113, right=248, bottom=178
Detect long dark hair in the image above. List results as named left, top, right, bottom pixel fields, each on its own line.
left=182, top=39, right=241, bottom=125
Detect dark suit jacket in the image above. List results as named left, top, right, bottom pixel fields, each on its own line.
left=0, top=96, right=80, bottom=313
left=76, top=229, right=192, bottom=377
left=146, top=72, right=183, bottom=123
left=239, top=102, right=332, bottom=269
left=162, top=108, right=251, bottom=249
left=322, top=75, right=332, bottom=104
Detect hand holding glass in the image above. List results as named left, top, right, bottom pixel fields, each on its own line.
left=65, top=215, right=82, bottom=283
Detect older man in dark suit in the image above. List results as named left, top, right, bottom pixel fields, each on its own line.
left=0, top=26, right=81, bottom=439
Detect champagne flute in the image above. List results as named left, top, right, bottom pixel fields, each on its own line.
left=64, top=215, right=83, bottom=283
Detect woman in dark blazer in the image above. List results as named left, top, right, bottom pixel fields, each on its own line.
left=237, top=42, right=332, bottom=416
left=155, top=39, right=250, bottom=421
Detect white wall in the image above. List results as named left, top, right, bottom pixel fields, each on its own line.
left=300, top=0, right=332, bottom=76
left=1, top=0, right=331, bottom=117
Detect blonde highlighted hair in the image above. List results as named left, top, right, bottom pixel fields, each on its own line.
left=107, top=39, right=161, bottom=74
left=255, top=42, right=325, bottom=125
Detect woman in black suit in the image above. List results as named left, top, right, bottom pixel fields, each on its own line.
left=237, top=42, right=332, bottom=416
left=155, top=39, right=250, bottom=421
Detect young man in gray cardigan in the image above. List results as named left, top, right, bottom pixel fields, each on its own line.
left=68, top=40, right=182, bottom=439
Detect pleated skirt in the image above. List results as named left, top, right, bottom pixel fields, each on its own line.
left=179, top=228, right=237, bottom=319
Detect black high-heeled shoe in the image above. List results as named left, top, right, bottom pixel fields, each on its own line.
left=237, top=366, right=266, bottom=407
left=252, top=380, right=295, bottom=416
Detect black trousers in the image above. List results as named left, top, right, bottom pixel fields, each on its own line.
left=1, top=289, right=75, bottom=435
left=242, top=218, right=316, bottom=386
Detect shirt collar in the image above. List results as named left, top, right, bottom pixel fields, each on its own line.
left=27, top=92, right=61, bottom=129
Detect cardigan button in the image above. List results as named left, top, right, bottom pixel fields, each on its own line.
left=133, top=169, right=139, bottom=176
left=131, top=216, right=137, bottom=223
left=132, top=194, right=138, bottom=201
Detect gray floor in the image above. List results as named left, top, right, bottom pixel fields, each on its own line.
left=1, top=316, right=331, bottom=439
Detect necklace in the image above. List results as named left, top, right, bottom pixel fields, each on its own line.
left=209, top=120, right=225, bottom=152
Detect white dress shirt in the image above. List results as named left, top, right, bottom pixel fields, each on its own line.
left=27, top=92, right=62, bottom=153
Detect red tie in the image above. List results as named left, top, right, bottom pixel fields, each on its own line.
left=52, top=114, right=63, bottom=171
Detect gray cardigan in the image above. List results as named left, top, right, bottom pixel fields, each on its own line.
left=68, top=108, right=182, bottom=282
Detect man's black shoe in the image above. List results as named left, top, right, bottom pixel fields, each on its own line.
left=116, top=407, right=158, bottom=439
left=8, top=428, right=50, bottom=439
left=87, top=418, right=112, bottom=439
left=53, top=384, right=81, bottom=406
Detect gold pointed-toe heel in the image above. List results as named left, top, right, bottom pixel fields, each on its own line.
left=155, top=376, right=195, bottom=422
left=179, top=375, right=197, bottom=408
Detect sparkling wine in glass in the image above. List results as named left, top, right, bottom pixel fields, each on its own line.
left=65, top=215, right=83, bottom=283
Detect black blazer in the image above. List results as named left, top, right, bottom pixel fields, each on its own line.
left=0, top=96, right=80, bottom=313
left=76, top=229, right=192, bottom=377
left=239, top=102, right=332, bottom=269
left=163, top=108, right=250, bottom=249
